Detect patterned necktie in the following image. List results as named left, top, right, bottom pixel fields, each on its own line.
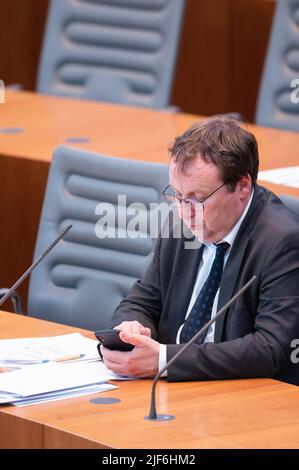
left=180, top=242, right=230, bottom=344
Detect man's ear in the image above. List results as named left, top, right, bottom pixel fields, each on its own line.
left=238, top=175, right=252, bottom=197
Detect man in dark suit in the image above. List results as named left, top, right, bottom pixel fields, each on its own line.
left=101, top=117, right=299, bottom=383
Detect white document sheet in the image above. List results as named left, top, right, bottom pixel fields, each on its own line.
left=0, top=333, right=99, bottom=365
left=0, top=361, right=115, bottom=396
left=12, top=383, right=117, bottom=407
left=258, top=166, right=299, bottom=189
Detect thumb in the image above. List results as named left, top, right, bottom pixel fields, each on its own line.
left=120, top=331, right=151, bottom=349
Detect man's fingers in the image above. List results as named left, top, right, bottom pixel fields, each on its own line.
left=119, top=331, right=151, bottom=348
left=140, top=326, right=151, bottom=337
left=101, top=336, right=159, bottom=378
left=131, top=323, right=143, bottom=334
left=114, top=321, right=145, bottom=335
left=101, top=345, right=130, bottom=363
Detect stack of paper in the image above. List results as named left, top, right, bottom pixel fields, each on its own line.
left=0, top=361, right=118, bottom=406
left=0, top=333, right=100, bottom=367
left=0, top=333, right=132, bottom=407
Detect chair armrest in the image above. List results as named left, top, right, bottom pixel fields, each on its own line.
left=0, top=288, right=23, bottom=314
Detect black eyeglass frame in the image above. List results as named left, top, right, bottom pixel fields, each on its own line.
left=162, top=182, right=226, bottom=209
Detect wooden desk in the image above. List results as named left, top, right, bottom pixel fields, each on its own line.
left=0, top=311, right=299, bottom=449
left=0, top=91, right=299, bottom=310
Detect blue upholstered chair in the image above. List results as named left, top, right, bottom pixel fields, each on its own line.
left=280, top=194, right=299, bottom=217
left=27, top=146, right=168, bottom=330
left=37, top=0, right=185, bottom=108
left=256, top=0, right=299, bottom=131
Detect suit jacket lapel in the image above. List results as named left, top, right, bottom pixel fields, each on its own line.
left=214, top=236, right=250, bottom=342
left=214, top=184, right=266, bottom=343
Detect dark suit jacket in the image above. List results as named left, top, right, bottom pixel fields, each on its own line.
left=112, top=185, right=299, bottom=384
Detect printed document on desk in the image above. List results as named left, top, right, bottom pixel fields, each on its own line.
left=0, top=333, right=135, bottom=406
left=13, top=382, right=117, bottom=407
left=0, top=361, right=119, bottom=406
left=0, top=382, right=117, bottom=406
left=0, top=361, right=115, bottom=395
left=0, top=332, right=99, bottom=366
left=258, top=166, right=299, bottom=188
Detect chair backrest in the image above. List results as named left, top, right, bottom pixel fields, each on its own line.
left=255, top=0, right=299, bottom=131
left=37, top=0, right=185, bottom=108
left=28, top=146, right=168, bottom=330
left=280, top=194, right=299, bottom=218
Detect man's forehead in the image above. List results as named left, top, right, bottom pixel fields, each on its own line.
left=169, top=157, right=220, bottom=182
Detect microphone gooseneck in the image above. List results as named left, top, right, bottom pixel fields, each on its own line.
left=146, top=275, right=257, bottom=421
left=0, top=225, right=73, bottom=308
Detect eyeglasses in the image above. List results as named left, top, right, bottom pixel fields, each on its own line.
left=162, top=182, right=226, bottom=209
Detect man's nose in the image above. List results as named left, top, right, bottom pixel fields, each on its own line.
left=179, top=201, right=193, bottom=218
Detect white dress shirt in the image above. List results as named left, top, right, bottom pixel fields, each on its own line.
left=159, top=189, right=254, bottom=376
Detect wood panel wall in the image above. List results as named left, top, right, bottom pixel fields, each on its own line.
left=171, top=0, right=276, bottom=121
left=0, top=0, right=49, bottom=91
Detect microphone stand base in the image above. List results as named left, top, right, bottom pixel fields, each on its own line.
left=89, top=397, right=120, bottom=405
left=144, top=414, right=176, bottom=421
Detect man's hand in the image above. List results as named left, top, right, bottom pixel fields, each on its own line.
left=101, top=331, right=160, bottom=378
left=114, top=320, right=152, bottom=338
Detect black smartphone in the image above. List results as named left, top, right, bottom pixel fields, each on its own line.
left=94, top=329, right=134, bottom=352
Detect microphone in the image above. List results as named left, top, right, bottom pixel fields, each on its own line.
left=0, top=225, right=73, bottom=309
left=145, top=275, right=257, bottom=421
